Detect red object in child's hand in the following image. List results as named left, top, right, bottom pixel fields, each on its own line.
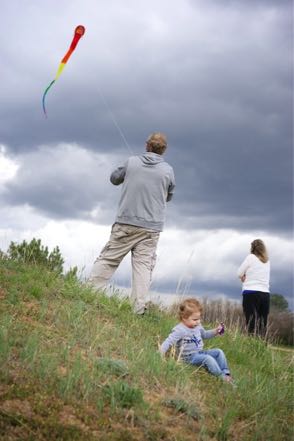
left=218, top=323, right=225, bottom=335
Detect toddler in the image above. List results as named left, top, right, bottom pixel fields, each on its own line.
left=160, top=298, right=233, bottom=382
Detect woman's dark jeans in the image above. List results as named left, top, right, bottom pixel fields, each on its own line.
left=242, top=291, right=270, bottom=336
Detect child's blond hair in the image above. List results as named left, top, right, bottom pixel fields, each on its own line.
left=178, top=298, right=203, bottom=321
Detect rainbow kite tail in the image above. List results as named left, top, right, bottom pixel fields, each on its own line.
left=42, top=25, right=85, bottom=117
left=42, top=79, right=56, bottom=117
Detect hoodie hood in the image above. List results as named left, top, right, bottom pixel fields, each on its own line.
left=139, top=152, right=164, bottom=165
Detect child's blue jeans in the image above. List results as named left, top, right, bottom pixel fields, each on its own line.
left=187, top=348, right=230, bottom=378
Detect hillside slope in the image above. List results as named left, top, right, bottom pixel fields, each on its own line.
left=0, top=259, right=293, bottom=441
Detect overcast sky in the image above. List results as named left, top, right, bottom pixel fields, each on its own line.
left=1, top=0, right=293, bottom=308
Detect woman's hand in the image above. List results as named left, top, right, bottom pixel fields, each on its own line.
left=240, top=274, right=246, bottom=282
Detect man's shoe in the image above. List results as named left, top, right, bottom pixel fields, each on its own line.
left=135, top=306, right=147, bottom=316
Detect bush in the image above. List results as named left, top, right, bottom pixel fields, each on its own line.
left=163, top=397, right=200, bottom=420
left=268, top=311, right=294, bottom=346
left=102, top=381, right=144, bottom=409
left=7, top=238, right=64, bottom=275
left=270, top=293, right=289, bottom=311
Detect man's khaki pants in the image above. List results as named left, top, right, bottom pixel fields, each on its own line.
left=89, top=223, right=160, bottom=314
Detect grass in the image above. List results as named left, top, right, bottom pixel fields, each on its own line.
left=0, top=258, right=293, bottom=440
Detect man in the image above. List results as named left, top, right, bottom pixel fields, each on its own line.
left=89, top=132, right=175, bottom=314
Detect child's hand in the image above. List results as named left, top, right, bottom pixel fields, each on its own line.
left=157, top=342, right=165, bottom=359
left=158, top=350, right=166, bottom=361
left=216, top=323, right=225, bottom=335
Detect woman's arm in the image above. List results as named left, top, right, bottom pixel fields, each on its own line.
left=237, top=254, right=251, bottom=280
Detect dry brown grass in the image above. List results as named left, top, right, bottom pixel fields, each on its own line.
left=168, top=297, right=294, bottom=346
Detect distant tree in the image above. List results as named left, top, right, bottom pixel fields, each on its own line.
left=0, top=249, right=6, bottom=260
left=7, top=238, right=64, bottom=275
left=270, top=293, right=289, bottom=311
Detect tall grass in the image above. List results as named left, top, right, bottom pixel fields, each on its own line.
left=170, top=297, right=294, bottom=346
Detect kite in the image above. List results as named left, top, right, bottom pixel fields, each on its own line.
left=42, top=25, right=86, bottom=117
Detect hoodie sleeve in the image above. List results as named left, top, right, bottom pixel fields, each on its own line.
left=200, top=326, right=216, bottom=339
left=110, top=161, right=128, bottom=185
left=160, top=326, right=184, bottom=354
left=166, top=169, right=176, bottom=202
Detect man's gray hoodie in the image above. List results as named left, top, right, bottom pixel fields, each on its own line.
left=110, top=152, right=175, bottom=232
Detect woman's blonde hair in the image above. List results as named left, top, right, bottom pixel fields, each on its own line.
left=178, top=298, right=203, bottom=320
left=251, top=239, right=268, bottom=263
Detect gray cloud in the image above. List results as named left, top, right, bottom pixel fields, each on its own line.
left=148, top=279, right=294, bottom=311
left=3, top=145, right=122, bottom=222
left=1, top=0, right=291, bottom=149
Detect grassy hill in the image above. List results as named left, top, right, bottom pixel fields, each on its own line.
left=0, top=258, right=293, bottom=441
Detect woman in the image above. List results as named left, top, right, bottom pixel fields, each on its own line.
left=237, top=239, right=270, bottom=336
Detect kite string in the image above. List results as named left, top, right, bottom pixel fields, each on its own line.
left=96, top=87, right=133, bottom=154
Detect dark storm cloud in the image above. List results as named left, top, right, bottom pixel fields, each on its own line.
left=1, top=0, right=291, bottom=149
left=3, top=145, right=122, bottom=223
left=0, top=0, right=292, bottom=234
left=167, top=127, right=293, bottom=232
left=114, top=273, right=294, bottom=310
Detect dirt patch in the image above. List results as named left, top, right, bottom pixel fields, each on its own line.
left=0, top=399, right=34, bottom=419
left=59, top=405, right=89, bottom=432
left=0, top=288, right=6, bottom=300
left=0, top=384, right=12, bottom=397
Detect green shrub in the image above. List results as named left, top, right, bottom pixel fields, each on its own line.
left=7, top=238, right=64, bottom=275
left=102, top=380, right=145, bottom=409
left=270, top=293, right=289, bottom=311
left=95, top=358, right=128, bottom=377
left=162, top=397, right=200, bottom=420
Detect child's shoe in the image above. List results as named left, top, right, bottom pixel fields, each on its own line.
left=224, top=374, right=237, bottom=388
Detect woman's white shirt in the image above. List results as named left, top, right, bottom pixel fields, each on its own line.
left=237, top=254, right=270, bottom=292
